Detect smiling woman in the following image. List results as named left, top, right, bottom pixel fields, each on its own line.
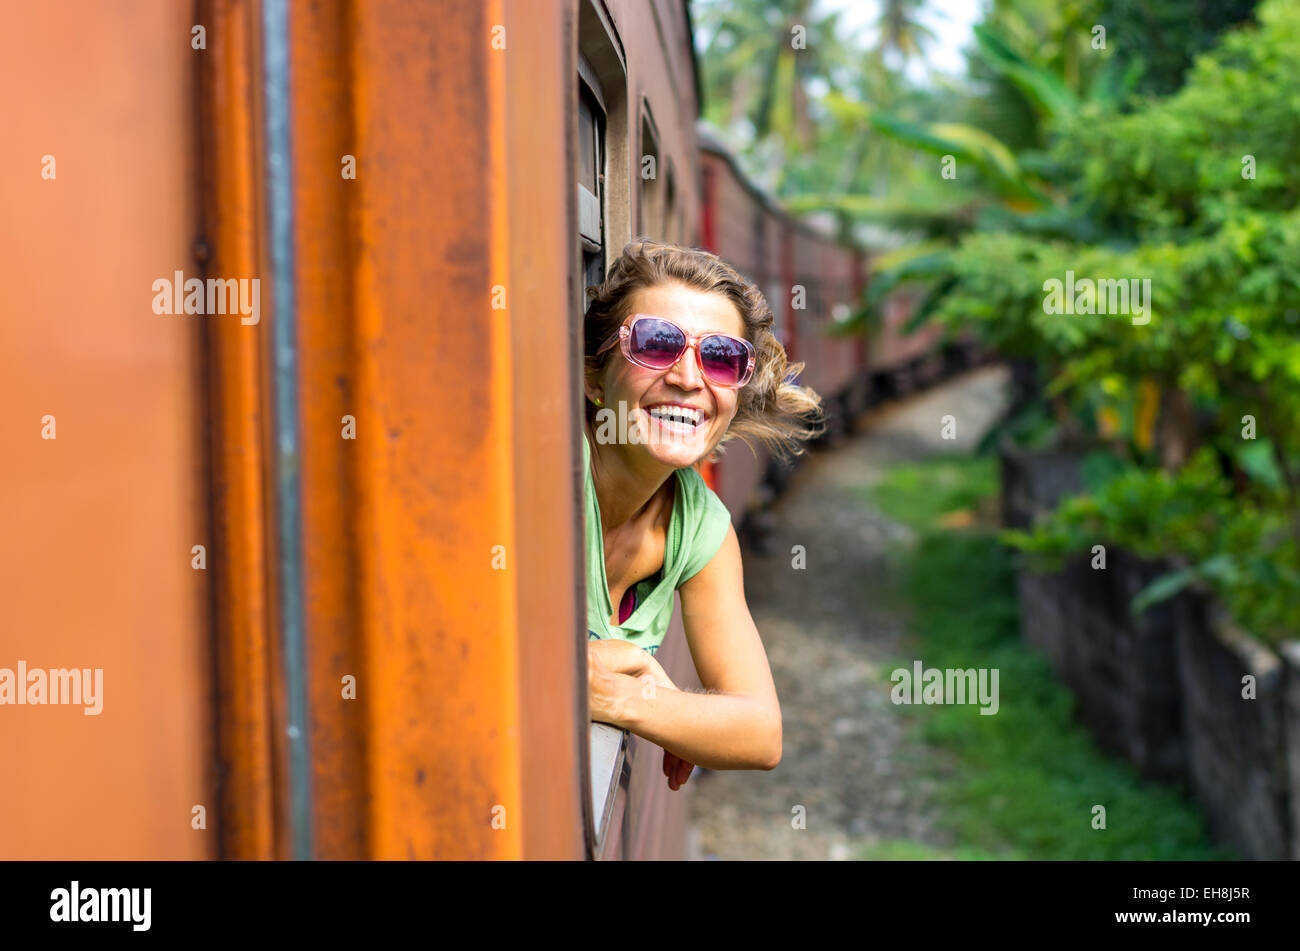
left=581, top=239, right=824, bottom=783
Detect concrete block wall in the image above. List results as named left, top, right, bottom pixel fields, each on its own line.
left=1001, top=443, right=1298, bottom=858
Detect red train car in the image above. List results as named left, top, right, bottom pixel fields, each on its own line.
left=697, top=133, right=879, bottom=528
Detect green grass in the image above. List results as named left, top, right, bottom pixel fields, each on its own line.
left=856, top=454, right=999, bottom=533
left=856, top=838, right=1006, bottom=861
left=858, top=455, right=1234, bottom=861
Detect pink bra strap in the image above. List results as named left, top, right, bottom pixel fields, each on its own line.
left=617, top=585, right=637, bottom=624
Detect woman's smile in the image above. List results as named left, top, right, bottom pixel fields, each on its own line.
left=642, top=401, right=709, bottom=438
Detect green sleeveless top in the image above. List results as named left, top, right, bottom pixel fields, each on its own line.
left=582, top=430, right=733, bottom=654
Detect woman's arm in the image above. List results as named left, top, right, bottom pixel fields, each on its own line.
left=586, top=524, right=782, bottom=771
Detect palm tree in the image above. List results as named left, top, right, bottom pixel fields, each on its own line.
left=694, top=0, right=859, bottom=190
left=875, top=0, right=937, bottom=69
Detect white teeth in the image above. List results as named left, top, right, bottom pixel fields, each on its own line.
left=648, top=405, right=701, bottom=426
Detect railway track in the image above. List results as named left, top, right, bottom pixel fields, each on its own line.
left=690, top=365, right=1011, bottom=860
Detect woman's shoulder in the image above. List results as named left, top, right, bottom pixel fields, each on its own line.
left=674, top=463, right=732, bottom=536
left=673, top=465, right=732, bottom=584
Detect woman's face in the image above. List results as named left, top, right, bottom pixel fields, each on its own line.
left=588, top=281, right=747, bottom=470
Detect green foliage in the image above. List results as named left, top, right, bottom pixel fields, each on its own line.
left=696, top=0, right=1300, bottom=647
left=1054, top=2, right=1300, bottom=236
left=1095, top=0, right=1260, bottom=97
left=1003, top=449, right=1300, bottom=646
left=693, top=0, right=861, bottom=192
left=866, top=2, right=1300, bottom=646
left=861, top=0, right=1300, bottom=409
left=971, top=22, right=1078, bottom=119
left=864, top=457, right=1232, bottom=858
left=932, top=211, right=1300, bottom=428
left=975, top=397, right=1057, bottom=454
left=860, top=454, right=999, bottom=533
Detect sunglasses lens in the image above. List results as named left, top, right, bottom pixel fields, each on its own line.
left=629, top=318, right=686, bottom=368
left=700, top=335, right=750, bottom=386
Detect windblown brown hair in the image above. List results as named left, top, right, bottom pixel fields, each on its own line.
left=583, top=239, right=825, bottom=464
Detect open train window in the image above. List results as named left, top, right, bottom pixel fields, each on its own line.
left=577, top=65, right=606, bottom=297
left=576, top=0, right=630, bottom=859
left=576, top=0, right=629, bottom=311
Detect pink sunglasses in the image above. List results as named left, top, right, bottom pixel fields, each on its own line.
left=595, top=314, right=756, bottom=388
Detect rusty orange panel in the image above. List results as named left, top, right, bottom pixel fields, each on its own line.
left=290, top=0, right=371, bottom=860
left=289, top=0, right=583, bottom=858
left=498, top=0, right=586, bottom=860
left=197, top=0, right=282, bottom=860
left=0, top=1, right=215, bottom=859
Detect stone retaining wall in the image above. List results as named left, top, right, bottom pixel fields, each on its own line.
left=1001, top=444, right=1186, bottom=781
left=1281, top=643, right=1300, bottom=860
left=1174, top=596, right=1290, bottom=859
left=1000, top=442, right=1298, bottom=858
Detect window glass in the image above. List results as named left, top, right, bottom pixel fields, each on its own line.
left=578, top=95, right=597, bottom=193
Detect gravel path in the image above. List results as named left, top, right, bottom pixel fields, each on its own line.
left=688, top=365, right=1012, bottom=860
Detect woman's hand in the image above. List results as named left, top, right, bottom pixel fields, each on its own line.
left=588, top=638, right=653, bottom=679
left=587, top=639, right=680, bottom=729
left=587, top=642, right=632, bottom=726
left=588, top=640, right=692, bottom=785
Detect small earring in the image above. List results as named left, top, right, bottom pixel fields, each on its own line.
left=593, top=395, right=603, bottom=407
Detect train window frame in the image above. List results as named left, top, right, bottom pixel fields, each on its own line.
left=576, top=0, right=630, bottom=860
left=577, top=0, right=629, bottom=287
left=577, top=73, right=605, bottom=284
left=638, top=101, right=662, bottom=239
